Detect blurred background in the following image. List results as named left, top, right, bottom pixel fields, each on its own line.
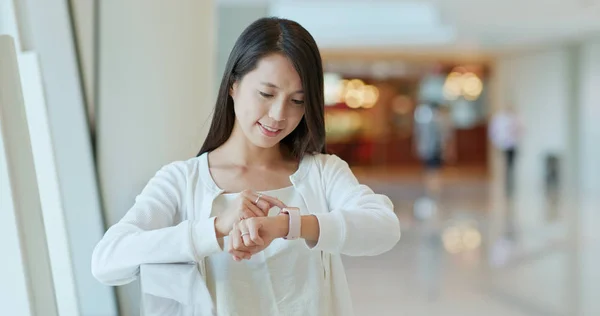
left=1, top=0, right=599, bottom=315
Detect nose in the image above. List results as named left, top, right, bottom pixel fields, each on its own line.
left=268, top=99, right=286, bottom=122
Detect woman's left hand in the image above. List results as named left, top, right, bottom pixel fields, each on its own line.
left=227, top=215, right=289, bottom=261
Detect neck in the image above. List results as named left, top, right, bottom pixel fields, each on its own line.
left=217, top=123, right=286, bottom=166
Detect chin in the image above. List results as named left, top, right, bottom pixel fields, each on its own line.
left=250, top=137, right=282, bottom=149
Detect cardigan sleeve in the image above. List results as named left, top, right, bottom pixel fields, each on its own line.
left=310, top=155, right=400, bottom=256
left=91, top=161, right=222, bottom=286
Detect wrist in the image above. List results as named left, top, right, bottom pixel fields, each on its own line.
left=278, top=207, right=302, bottom=240
left=273, top=214, right=289, bottom=239
left=300, top=215, right=320, bottom=243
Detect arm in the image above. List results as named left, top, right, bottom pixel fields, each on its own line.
left=300, top=215, right=320, bottom=243
left=91, top=162, right=222, bottom=286
left=308, top=155, right=400, bottom=256
left=227, top=155, right=399, bottom=259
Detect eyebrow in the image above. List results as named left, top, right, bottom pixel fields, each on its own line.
left=261, top=82, right=303, bottom=94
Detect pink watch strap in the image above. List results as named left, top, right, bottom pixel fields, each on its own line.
left=280, top=207, right=301, bottom=240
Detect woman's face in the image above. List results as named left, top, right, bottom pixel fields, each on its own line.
left=230, top=53, right=306, bottom=150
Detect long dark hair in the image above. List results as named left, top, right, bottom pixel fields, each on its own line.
left=197, top=17, right=326, bottom=159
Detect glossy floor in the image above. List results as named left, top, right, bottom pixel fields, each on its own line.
left=347, top=171, right=599, bottom=316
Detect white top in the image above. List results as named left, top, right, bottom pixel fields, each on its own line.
left=489, top=111, right=521, bottom=150
left=91, top=153, right=400, bottom=316
left=208, top=187, right=324, bottom=316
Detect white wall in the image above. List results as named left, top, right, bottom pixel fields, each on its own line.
left=98, top=2, right=215, bottom=315
left=216, top=4, right=268, bottom=84
left=69, top=0, right=96, bottom=129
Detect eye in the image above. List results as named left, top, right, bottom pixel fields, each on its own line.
left=291, top=99, right=305, bottom=106
left=259, top=91, right=274, bottom=98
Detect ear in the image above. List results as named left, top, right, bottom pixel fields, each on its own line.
left=229, top=81, right=239, bottom=99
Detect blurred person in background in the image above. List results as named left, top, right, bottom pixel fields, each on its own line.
left=91, top=17, right=400, bottom=316
left=413, top=102, right=454, bottom=202
left=489, top=105, right=522, bottom=197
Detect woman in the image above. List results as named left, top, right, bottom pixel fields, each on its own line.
left=92, top=17, right=400, bottom=316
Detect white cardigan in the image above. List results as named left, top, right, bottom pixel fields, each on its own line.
left=92, top=153, right=400, bottom=315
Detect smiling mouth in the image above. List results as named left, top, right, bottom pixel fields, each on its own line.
left=258, top=122, right=283, bottom=137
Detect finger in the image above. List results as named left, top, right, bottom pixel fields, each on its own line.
left=242, top=231, right=255, bottom=248
left=240, top=245, right=259, bottom=260
left=237, top=220, right=255, bottom=247
left=243, top=199, right=267, bottom=217
left=227, top=228, right=251, bottom=259
left=241, top=190, right=259, bottom=203
left=255, top=199, right=271, bottom=213
left=257, top=194, right=287, bottom=209
left=240, top=190, right=274, bottom=211
left=227, top=229, right=234, bottom=254
left=246, top=219, right=264, bottom=246
left=228, top=238, right=241, bottom=262
left=228, top=234, right=252, bottom=261
left=238, top=207, right=259, bottom=221
left=230, top=249, right=251, bottom=261
left=240, top=208, right=256, bottom=220
left=230, top=223, right=244, bottom=250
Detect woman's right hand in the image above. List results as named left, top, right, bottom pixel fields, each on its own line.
left=214, top=190, right=286, bottom=238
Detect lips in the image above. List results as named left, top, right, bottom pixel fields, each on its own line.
left=258, top=122, right=282, bottom=137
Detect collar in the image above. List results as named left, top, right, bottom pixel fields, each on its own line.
left=197, top=152, right=313, bottom=192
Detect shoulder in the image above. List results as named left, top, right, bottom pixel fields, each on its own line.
left=305, top=153, right=351, bottom=175
left=303, top=153, right=361, bottom=196
left=155, top=156, right=203, bottom=180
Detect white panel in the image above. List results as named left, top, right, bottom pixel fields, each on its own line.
left=0, top=35, right=57, bottom=316
left=23, top=0, right=118, bottom=315
left=0, top=109, right=31, bottom=315
left=18, top=52, right=80, bottom=316
left=579, top=40, right=600, bottom=196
